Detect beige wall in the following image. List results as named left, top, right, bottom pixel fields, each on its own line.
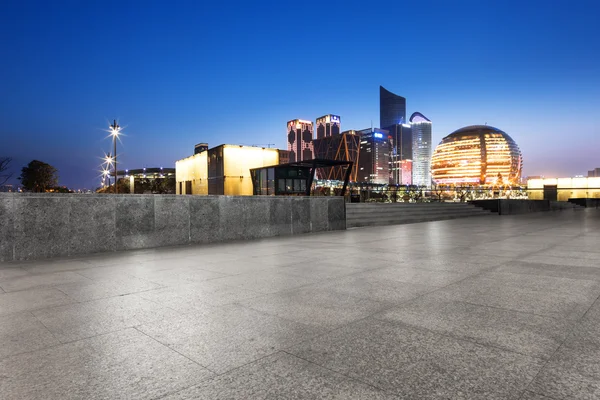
left=176, top=151, right=208, bottom=195
left=176, top=146, right=279, bottom=195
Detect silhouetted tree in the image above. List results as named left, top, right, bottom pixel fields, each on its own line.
left=19, top=160, right=58, bottom=192
left=0, top=157, right=12, bottom=186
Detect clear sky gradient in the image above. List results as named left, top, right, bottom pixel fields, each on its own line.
left=1, top=0, right=599, bottom=188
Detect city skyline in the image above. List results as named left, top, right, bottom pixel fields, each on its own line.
left=1, top=1, right=599, bottom=188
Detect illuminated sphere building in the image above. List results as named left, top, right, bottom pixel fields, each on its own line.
left=431, top=125, right=522, bottom=185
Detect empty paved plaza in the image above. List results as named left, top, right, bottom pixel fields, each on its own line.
left=1, top=209, right=600, bottom=399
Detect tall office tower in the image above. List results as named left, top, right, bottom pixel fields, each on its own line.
left=384, top=122, right=412, bottom=184
left=287, top=119, right=314, bottom=163
left=357, top=128, right=391, bottom=184
left=380, top=86, right=406, bottom=129
left=315, top=115, right=341, bottom=139
left=410, top=112, right=432, bottom=187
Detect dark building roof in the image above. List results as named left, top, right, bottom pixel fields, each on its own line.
left=409, top=112, right=431, bottom=123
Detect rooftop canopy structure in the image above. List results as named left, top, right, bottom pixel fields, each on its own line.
left=250, top=159, right=354, bottom=196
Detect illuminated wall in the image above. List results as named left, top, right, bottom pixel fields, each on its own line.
left=431, top=125, right=522, bottom=185
left=287, top=119, right=314, bottom=163
left=527, top=177, right=600, bottom=201
left=176, top=145, right=279, bottom=195
left=175, top=151, right=208, bottom=195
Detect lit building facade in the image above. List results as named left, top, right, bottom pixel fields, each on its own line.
left=380, top=86, right=406, bottom=128
left=410, top=112, right=432, bottom=187
left=528, top=177, right=600, bottom=201
left=400, top=160, right=413, bottom=185
left=287, top=119, right=314, bottom=163
left=357, top=128, right=391, bottom=184
left=588, top=168, right=600, bottom=177
left=384, top=123, right=412, bottom=184
left=118, top=168, right=176, bottom=194
left=315, top=114, right=341, bottom=139
left=431, top=125, right=522, bottom=185
left=176, top=145, right=279, bottom=195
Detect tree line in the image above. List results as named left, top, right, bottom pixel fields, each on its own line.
left=1, top=158, right=62, bottom=192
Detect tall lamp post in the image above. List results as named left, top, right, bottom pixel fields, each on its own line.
left=109, top=120, right=121, bottom=194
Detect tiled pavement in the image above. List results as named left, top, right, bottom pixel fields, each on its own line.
left=1, top=208, right=600, bottom=399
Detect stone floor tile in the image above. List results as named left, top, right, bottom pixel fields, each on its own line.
left=527, top=337, right=600, bottom=400
left=208, top=269, right=319, bottom=294
left=518, top=391, right=558, bottom=400
left=307, top=274, right=437, bottom=304
left=521, top=254, right=599, bottom=268
left=0, top=271, right=92, bottom=292
left=279, top=262, right=366, bottom=280
left=31, top=294, right=177, bottom=342
left=160, top=352, right=397, bottom=400
left=129, top=266, right=229, bottom=287
left=137, top=304, right=324, bottom=373
left=0, top=288, right=75, bottom=316
left=428, top=275, right=600, bottom=321
left=375, top=297, right=572, bottom=359
left=18, top=259, right=93, bottom=274
left=0, top=328, right=214, bottom=400
left=360, top=265, right=469, bottom=287
left=239, top=286, right=389, bottom=329
left=137, top=280, right=262, bottom=312
left=0, top=267, right=30, bottom=280
left=0, top=312, right=60, bottom=359
left=54, top=275, right=164, bottom=302
left=495, top=260, right=600, bottom=281
left=287, top=318, right=544, bottom=399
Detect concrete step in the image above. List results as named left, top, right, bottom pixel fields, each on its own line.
left=348, top=212, right=492, bottom=228
left=347, top=207, right=490, bottom=217
left=346, top=202, right=493, bottom=228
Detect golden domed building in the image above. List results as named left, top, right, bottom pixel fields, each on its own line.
left=431, top=125, right=522, bottom=185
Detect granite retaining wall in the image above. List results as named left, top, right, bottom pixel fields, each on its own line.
left=0, top=194, right=346, bottom=262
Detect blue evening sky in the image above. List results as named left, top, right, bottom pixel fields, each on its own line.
left=1, top=0, right=599, bottom=188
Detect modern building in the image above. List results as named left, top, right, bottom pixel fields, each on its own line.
left=528, top=177, right=600, bottom=201
left=588, top=168, right=600, bottom=177
left=315, top=115, right=341, bottom=139
left=380, top=86, right=406, bottom=129
left=357, top=128, right=391, bottom=184
left=410, top=112, right=433, bottom=187
left=400, top=160, right=413, bottom=185
left=194, top=143, right=208, bottom=155
left=431, top=125, right=522, bottom=185
left=176, top=144, right=279, bottom=195
left=312, top=130, right=361, bottom=181
left=384, top=123, right=412, bottom=184
left=118, top=168, right=176, bottom=194
left=287, top=119, right=314, bottom=163
left=278, top=149, right=290, bottom=165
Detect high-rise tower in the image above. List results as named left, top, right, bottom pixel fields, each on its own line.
left=380, top=86, right=406, bottom=129
left=287, top=119, right=314, bottom=163
left=315, top=115, right=341, bottom=139
left=410, top=112, right=432, bottom=187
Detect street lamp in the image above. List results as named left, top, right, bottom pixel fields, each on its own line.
left=109, top=120, right=121, bottom=194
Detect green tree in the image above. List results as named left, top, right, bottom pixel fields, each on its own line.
left=19, top=160, right=58, bottom=192
left=0, top=157, right=12, bottom=186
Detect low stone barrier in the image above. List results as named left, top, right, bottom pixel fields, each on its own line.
left=0, top=193, right=345, bottom=261
left=470, top=199, right=580, bottom=215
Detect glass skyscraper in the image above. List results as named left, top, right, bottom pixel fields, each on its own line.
left=357, top=128, right=391, bottom=184
left=410, top=112, right=432, bottom=187
left=379, top=86, right=406, bottom=129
